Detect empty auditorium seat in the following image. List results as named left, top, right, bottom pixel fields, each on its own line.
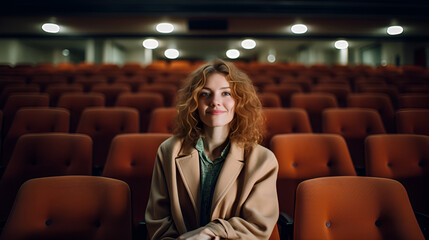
left=366, top=134, right=429, bottom=214
left=0, top=133, right=92, bottom=226
left=102, top=133, right=172, bottom=237
left=73, top=75, right=108, bottom=92
left=2, top=94, right=49, bottom=136
left=115, top=92, right=164, bottom=132
left=57, top=92, right=105, bottom=132
left=90, top=83, right=131, bottom=107
left=396, top=109, right=429, bottom=135
left=291, top=93, right=339, bottom=132
left=139, top=83, right=177, bottom=107
left=258, top=93, right=282, bottom=108
left=270, top=134, right=356, bottom=218
left=147, top=107, right=177, bottom=133
left=44, top=83, right=83, bottom=106
left=2, top=107, right=70, bottom=166
left=263, top=84, right=303, bottom=107
left=0, top=176, right=132, bottom=240
left=114, top=75, right=146, bottom=92
left=347, top=93, right=395, bottom=133
left=398, top=94, right=429, bottom=109
left=293, top=176, right=424, bottom=240
left=322, top=108, right=386, bottom=172
left=76, top=107, right=139, bottom=171
left=0, top=84, right=40, bottom=109
left=262, top=108, right=312, bottom=147
left=311, top=84, right=351, bottom=107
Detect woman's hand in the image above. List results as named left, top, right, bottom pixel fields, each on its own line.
left=176, top=227, right=220, bottom=240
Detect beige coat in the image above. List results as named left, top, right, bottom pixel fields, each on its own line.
left=145, top=136, right=279, bottom=240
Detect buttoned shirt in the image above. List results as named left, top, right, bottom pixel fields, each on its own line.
left=195, top=137, right=230, bottom=226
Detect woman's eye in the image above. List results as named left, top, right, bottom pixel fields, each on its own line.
left=222, top=92, right=231, bottom=96
left=200, top=92, right=210, bottom=97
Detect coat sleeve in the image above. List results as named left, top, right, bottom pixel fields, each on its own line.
left=206, top=150, right=279, bottom=240
left=145, top=145, right=179, bottom=240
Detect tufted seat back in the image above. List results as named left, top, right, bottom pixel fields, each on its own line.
left=290, top=93, right=339, bottom=132
left=102, top=133, right=172, bottom=226
left=347, top=93, right=395, bottom=132
left=0, top=133, right=92, bottom=225
left=57, top=92, right=105, bottom=132
left=262, top=108, right=312, bottom=148
left=0, top=176, right=132, bottom=240
left=115, top=92, right=164, bottom=132
left=147, top=107, right=177, bottom=134
left=366, top=134, right=429, bottom=214
left=322, top=108, right=386, bottom=169
left=76, top=107, right=139, bottom=169
left=294, top=176, right=424, bottom=240
left=270, top=133, right=356, bottom=217
left=396, top=109, right=429, bottom=136
left=2, top=107, right=70, bottom=166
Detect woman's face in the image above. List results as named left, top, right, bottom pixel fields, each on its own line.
left=197, top=73, right=235, bottom=128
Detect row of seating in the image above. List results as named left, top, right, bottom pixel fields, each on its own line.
left=0, top=106, right=428, bottom=171
left=0, top=86, right=427, bottom=135
left=1, top=61, right=427, bottom=82
left=1, top=72, right=427, bottom=96
left=0, top=133, right=427, bottom=239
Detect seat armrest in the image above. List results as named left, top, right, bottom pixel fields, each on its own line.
left=278, top=212, right=293, bottom=240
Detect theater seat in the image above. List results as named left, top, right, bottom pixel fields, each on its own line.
left=0, top=133, right=92, bottom=226
left=115, top=92, right=164, bottom=132
left=366, top=134, right=429, bottom=214
left=0, top=176, right=132, bottom=240
left=396, top=109, right=429, bottom=136
left=2, top=107, right=70, bottom=166
left=102, top=133, right=172, bottom=238
left=262, top=108, right=312, bottom=147
left=291, top=93, right=339, bottom=133
left=76, top=107, right=139, bottom=172
left=322, top=108, right=386, bottom=172
left=294, top=176, right=424, bottom=240
left=147, top=107, right=177, bottom=133
left=270, top=134, right=356, bottom=218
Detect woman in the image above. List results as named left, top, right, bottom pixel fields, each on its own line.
left=145, top=59, right=279, bottom=240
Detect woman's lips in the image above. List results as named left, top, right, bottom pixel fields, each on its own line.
left=208, top=110, right=225, bottom=115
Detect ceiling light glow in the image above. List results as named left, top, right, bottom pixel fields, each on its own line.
left=142, top=39, right=159, bottom=49
left=291, top=24, right=308, bottom=34
left=241, top=39, right=256, bottom=49
left=226, top=49, right=240, bottom=59
left=387, top=25, right=403, bottom=35
left=42, top=23, right=60, bottom=33
left=156, top=23, right=174, bottom=33
left=267, top=54, right=276, bottom=63
left=164, top=49, right=179, bottom=59
left=334, top=40, right=349, bottom=49
left=62, top=49, right=70, bottom=56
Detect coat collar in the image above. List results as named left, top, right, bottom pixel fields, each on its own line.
left=175, top=140, right=245, bottom=223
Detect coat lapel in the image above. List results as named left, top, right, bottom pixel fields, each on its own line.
left=211, top=142, right=245, bottom=213
left=175, top=146, right=200, bottom=220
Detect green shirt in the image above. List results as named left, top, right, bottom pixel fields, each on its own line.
left=195, top=137, right=230, bottom=226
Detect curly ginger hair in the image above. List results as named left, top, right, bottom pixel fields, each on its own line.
left=174, top=59, right=264, bottom=150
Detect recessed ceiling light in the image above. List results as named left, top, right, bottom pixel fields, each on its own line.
left=226, top=49, right=240, bottom=59
left=334, top=40, right=349, bottom=49
left=62, top=49, right=70, bottom=56
left=142, top=39, right=159, bottom=49
left=241, top=39, right=256, bottom=49
left=42, top=23, right=60, bottom=33
left=164, top=49, right=179, bottom=59
left=267, top=54, right=276, bottom=63
left=387, top=25, right=403, bottom=35
left=156, top=23, right=174, bottom=33
left=291, top=24, right=308, bottom=34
